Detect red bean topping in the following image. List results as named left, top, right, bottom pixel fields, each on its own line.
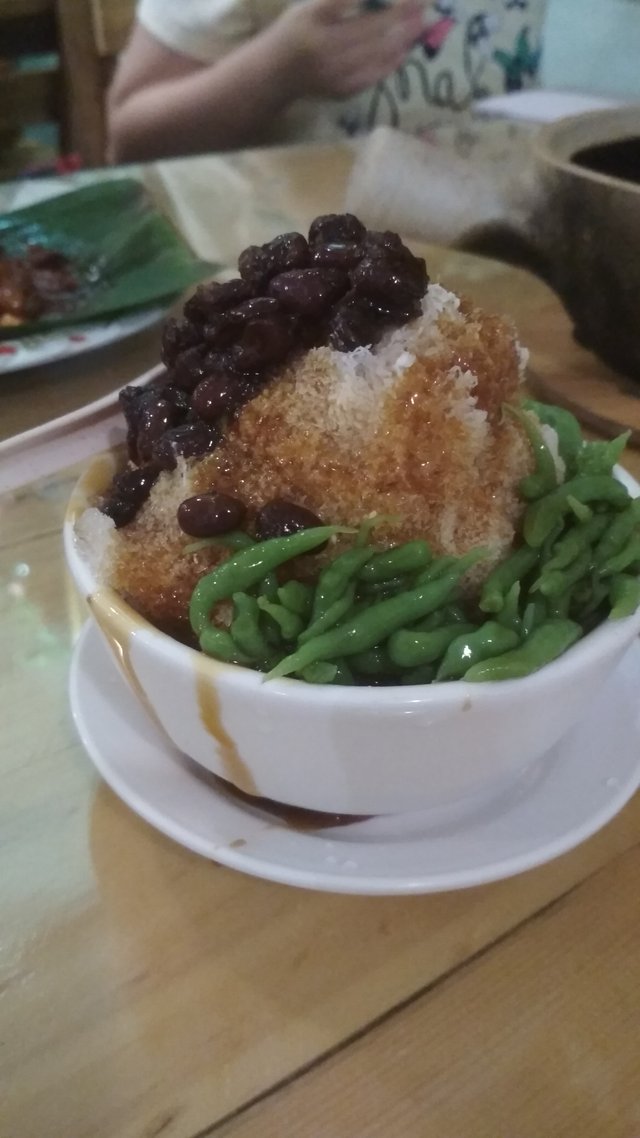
left=119, top=398, right=144, bottom=462
left=227, top=296, right=282, bottom=322
left=101, top=463, right=162, bottom=527
left=201, top=298, right=284, bottom=351
left=177, top=492, right=246, bottom=537
left=268, top=268, right=348, bottom=316
left=156, top=384, right=190, bottom=418
left=230, top=316, right=294, bottom=371
left=237, top=245, right=270, bottom=291
left=170, top=346, right=212, bottom=392
left=119, top=386, right=181, bottom=463
left=184, top=278, right=254, bottom=324
left=110, top=215, right=432, bottom=527
left=362, top=230, right=405, bottom=254
left=201, top=311, right=236, bottom=347
left=255, top=498, right=323, bottom=540
left=161, top=317, right=201, bottom=366
left=136, top=399, right=175, bottom=463
left=386, top=296, right=423, bottom=324
left=266, top=233, right=310, bottom=274
left=239, top=233, right=309, bottom=290
left=118, top=384, right=146, bottom=429
left=311, top=242, right=362, bottom=270
left=101, top=495, right=140, bottom=528
left=152, top=422, right=220, bottom=471
left=113, top=463, right=162, bottom=505
left=327, top=296, right=380, bottom=351
left=351, top=252, right=428, bottom=305
left=308, top=213, right=366, bottom=247
left=191, top=375, right=245, bottom=421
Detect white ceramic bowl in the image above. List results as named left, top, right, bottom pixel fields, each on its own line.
left=65, top=456, right=640, bottom=816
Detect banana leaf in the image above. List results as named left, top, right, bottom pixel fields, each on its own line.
left=0, top=178, right=217, bottom=339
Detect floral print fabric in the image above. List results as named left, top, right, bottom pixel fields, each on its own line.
left=337, top=0, right=546, bottom=136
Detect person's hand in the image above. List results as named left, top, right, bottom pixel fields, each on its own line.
left=272, top=0, right=428, bottom=101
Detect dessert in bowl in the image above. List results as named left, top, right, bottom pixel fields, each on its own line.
left=65, top=215, right=640, bottom=817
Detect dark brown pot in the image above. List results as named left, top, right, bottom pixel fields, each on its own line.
left=532, top=109, right=640, bottom=382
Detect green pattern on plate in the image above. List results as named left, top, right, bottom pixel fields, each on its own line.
left=0, top=179, right=217, bottom=339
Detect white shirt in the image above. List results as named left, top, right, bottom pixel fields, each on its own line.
left=137, top=0, right=548, bottom=142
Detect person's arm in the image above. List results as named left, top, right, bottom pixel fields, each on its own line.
left=108, top=0, right=426, bottom=162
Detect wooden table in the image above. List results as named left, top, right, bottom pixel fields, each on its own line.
left=1, top=144, right=639, bottom=1138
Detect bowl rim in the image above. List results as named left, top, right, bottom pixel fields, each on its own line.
left=534, top=106, right=640, bottom=196
left=64, top=457, right=640, bottom=709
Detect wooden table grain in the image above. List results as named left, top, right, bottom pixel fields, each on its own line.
left=1, top=143, right=639, bottom=1138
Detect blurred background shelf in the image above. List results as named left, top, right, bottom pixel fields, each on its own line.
left=0, top=0, right=135, bottom=176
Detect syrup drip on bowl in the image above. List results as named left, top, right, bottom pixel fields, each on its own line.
left=88, top=590, right=168, bottom=738
left=184, top=760, right=370, bottom=832
left=89, top=586, right=260, bottom=797
left=195, top=662, right=258, bottom=796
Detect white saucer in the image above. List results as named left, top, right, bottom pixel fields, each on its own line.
left=0, top=306, right=166, bottom=374
left=69, top=622, right=640, bottom=896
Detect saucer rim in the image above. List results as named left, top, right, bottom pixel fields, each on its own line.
left=69, top=622, right=640, bottom=896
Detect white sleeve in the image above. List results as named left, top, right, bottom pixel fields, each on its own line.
left=137, top=0, right=256, bottom=63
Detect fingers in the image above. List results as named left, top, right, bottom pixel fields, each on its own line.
left=294, top=0, right=429, bottom=99
left=323, top=37, right=414, bottom=95
left=326, top=6, right=423, bottom=61
left=337, top=50, right=411, bottom=94
left=311, top=0, right=426, bottom=34
left=324, top=6, right=423, bottom=56
left=366, top=4, right=425, bottom=53
left=308, top=0, right=361, bottom=19
left=386, top=1, right=428, bottom=45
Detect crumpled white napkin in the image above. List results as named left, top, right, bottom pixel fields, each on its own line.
left=345, top=121, right=543, bottom=252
